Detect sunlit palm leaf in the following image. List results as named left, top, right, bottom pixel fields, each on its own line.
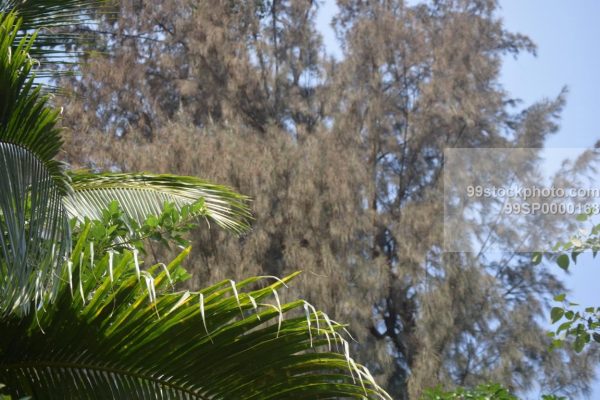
left=0, top=143, right=70, bottom=316
left=0, top=12, right=71, bottom=316
left=65, top=172, right=252, bottom=234
left=0, top=228, right=391, bottom=399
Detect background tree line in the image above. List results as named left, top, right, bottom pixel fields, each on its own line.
left=57, top=0, right=600, bottom=398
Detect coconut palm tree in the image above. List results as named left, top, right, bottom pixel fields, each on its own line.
left=0, top=3, right=251, bottom=315
left=0, top=4, right=390, bottom=399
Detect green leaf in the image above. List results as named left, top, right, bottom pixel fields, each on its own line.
left=565, top=310, right=575, bottom=320
left=576, top=213, right=588, bottom=222
left=553, top=293, right=566, bottom=302
left=90, top=223, right=106, bottom=239
left=571, top=251, right=580, bottom=263
left=145, top=215, right=159, bottom=228
left=551, top=307, right=565, bottom=323
left=574, top=335, right=586, bottom=352
left=556, top=254, right=570, bottom=270
left=556, top=321, right=571, bottom=334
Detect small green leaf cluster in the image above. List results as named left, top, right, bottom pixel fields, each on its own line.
left=422, top=383, right=517, bottom=399
left=541, top=213, right=600, bottom=353
left=551, top=213, right=600, bottom=270
left=72, top=198, right=207, bottom=255
left=422, top=383, right=566, bottom=400
left=531, top=213, right=600, bottom=271
left=548, top=294, right=600, bottom=353
left=142, top=199, right=207, bottom=249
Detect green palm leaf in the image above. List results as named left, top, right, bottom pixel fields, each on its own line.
left=0, top=12, right=68, bottom=191
left=65, top=172, right=252, bottom=234
left=0, top=12, right=70, bottom=315
left=1, top=0, right=110, bottom=79
left=0, top=226, right=391, bottom=399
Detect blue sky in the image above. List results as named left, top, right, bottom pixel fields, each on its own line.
left=317, top=1, right=600, bottom=397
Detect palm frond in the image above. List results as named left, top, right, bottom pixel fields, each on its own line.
left=1, top=0, right=110, bottom=79
left=0, top=143, right=70, bottom=316
left=65, top=172, right=252, bottom=234
left=0, top=12, right=71, bottom=316
left=0, top=12, right=69, bottom=192
left=0, top=227, right=391, bottom=399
